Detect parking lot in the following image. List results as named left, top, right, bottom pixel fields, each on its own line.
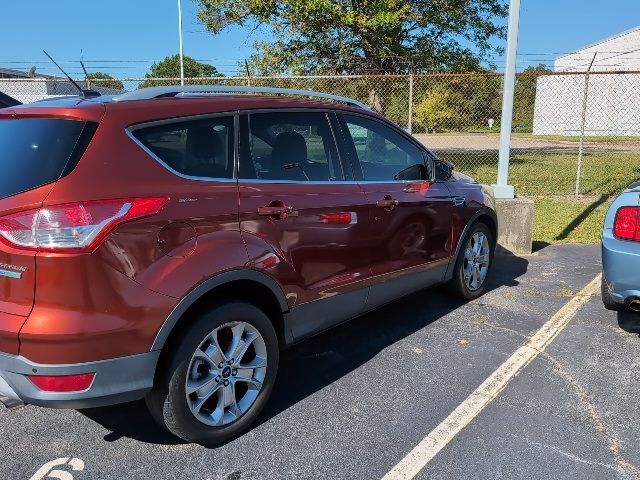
left=2, top=244, right=639, bottom=480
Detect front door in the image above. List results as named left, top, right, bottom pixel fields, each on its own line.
left=337, top=113, right=453, bottom=308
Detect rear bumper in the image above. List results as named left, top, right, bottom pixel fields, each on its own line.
left=602, top=233, right=640, bottom=305
left=0, top=350, right=159, bottom=409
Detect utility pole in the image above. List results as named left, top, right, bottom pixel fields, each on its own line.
left=575, top=52, right=598, bottom=196
left=177, top=0, right=185, bottom=86
left=493, top=0, right=521, bottom=199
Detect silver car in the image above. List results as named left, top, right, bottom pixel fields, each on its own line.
left=602, top=181, right=640, bottom=312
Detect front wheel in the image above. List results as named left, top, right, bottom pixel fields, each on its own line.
left=447, top=223, right=495, bottom=300
left=146, top=302, right=279, bottom=447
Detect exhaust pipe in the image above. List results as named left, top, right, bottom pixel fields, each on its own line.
left=628, top=297, right=640, bottom=313
left=0, top=393, right=24, bottom=410
left=0, top=376, right=24, bottom=410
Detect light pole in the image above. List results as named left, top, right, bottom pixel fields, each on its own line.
left=493, top=0, right=521, bottom=199
left=177, top=0, right=185, bottom=86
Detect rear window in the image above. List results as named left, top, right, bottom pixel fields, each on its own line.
left=0, top=118, right=94, bottom=200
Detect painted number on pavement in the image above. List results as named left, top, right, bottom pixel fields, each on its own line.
left=29, top=457, right=85, bottom=480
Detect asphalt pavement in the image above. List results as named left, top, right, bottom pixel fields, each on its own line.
left=2, top=244, right=639, bottom=480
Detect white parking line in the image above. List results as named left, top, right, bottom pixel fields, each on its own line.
left=381, top=274, right=602, bottom=480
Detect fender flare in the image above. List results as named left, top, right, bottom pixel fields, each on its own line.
left=446, top=207, right=498, bottom=281
left=151, top=269, right=289, bottom=351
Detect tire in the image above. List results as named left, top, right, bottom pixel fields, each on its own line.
left=447, top=222, right=495, bottom=300
left=601, top=276, right=623, bottom=311
left=146, top=302, right=279, bottom=447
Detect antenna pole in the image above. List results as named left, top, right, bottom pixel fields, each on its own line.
left=177, top=0, right=185, bottom=86
left=80, top=49, right=91, bottom=90
left=42, top=50, right=84, bottom=93
left=43, top=50, right=101, bottom=98
left=244, top=60, right=252, bottom=86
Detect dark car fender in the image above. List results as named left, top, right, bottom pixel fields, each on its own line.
left=445, top=206, right=498, bottom=282
left=150, top=269, right=289, bottom=351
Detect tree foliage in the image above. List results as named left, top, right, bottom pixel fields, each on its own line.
left=412, top=74, right=501, bottom=132
left=86, top=72, right=124, bottom=91
left=513, top=64, right=552, bottom=130
left=414, top=84, right=456, bottom=133
left=196, top=0, right=508, bottom=75
left=139, top=54, right=222, bottom=88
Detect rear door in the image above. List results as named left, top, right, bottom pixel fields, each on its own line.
left=336, top=112, right=453, bottom=308
left=0, top=117, right=95, bottom=351
left=237, top=110, right=371, bottom=339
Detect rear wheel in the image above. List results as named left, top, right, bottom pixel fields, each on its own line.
left=447, top=223, right=494, bottom=300
left=146, top=302, right=279, bottom=447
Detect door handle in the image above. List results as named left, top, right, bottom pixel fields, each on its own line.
left=376, top=195, right=399, bottom=210
left=257, top=204, right=295, bottom=219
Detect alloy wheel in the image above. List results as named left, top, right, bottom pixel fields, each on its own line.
left=185, top=321, right=267, bottom=427
left=462, top=231, right=490, bottom=291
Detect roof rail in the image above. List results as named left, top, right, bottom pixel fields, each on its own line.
left=112, top=85, right=370, bottom=109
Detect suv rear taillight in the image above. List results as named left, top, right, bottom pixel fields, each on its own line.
left=613, top=206, right=640, bottom=241
left=0, top=197, right=168, bottom=253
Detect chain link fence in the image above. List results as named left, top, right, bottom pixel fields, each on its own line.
left=3, top=72, right=640, bottom=198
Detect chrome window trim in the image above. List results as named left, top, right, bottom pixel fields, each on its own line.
left=123, top=107, right=434, bottom=186
left=125, top=111, right=238, bottom=183
left=237, top=179, right=429, bottom=185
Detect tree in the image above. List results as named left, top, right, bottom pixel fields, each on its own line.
left=86, top=72, right=124, bottom=91
left=414, top=84, right=457, bottom=133
left=196, top=0, right=508, bottom=75
left=139, top=54, right=222, bottom=88
left=513, top=64, right=552, bottom=132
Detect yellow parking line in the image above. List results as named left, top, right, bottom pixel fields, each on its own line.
left=381, top=274, right=602, bottom=480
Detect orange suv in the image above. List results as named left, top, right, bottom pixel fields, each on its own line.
left=0, top=85, right=497, bottom=446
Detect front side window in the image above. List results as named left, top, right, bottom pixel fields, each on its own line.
left=132, top=116, right=234, bottom=179
left=343, top=114, right=426, bottom=182
left=241, top=112, right=341, bottom=181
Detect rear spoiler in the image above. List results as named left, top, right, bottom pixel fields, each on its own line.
left=0, top=91, right=21, bottom=108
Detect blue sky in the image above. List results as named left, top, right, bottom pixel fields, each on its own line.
left=1, top=0, right=639, bottom=77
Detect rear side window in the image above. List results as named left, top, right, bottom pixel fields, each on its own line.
left=132, top=117, right=234, bottom=179
left=0, top=118, right=93, bottom=200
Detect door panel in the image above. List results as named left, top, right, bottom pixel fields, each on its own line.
left=239, top=182, right=371, bottom=307
left=238, top=111, right=371, bottom=316
left=338, top=113, right=453, bottom=307
left=363, top=180, right=453, bottom=307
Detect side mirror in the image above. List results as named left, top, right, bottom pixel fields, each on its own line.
left=434, top=159, right=454, bottom=181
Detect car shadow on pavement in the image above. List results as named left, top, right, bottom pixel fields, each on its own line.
left=617, top=311, right=640, bottom=335
left=78, top=253, right=529, bottom=446
left=79, top=397, right=186, bottom=445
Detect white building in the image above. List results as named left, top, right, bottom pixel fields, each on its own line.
left=0, top=67, right=123, bottom=104
left=533, top=27, right=640, bottom=136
